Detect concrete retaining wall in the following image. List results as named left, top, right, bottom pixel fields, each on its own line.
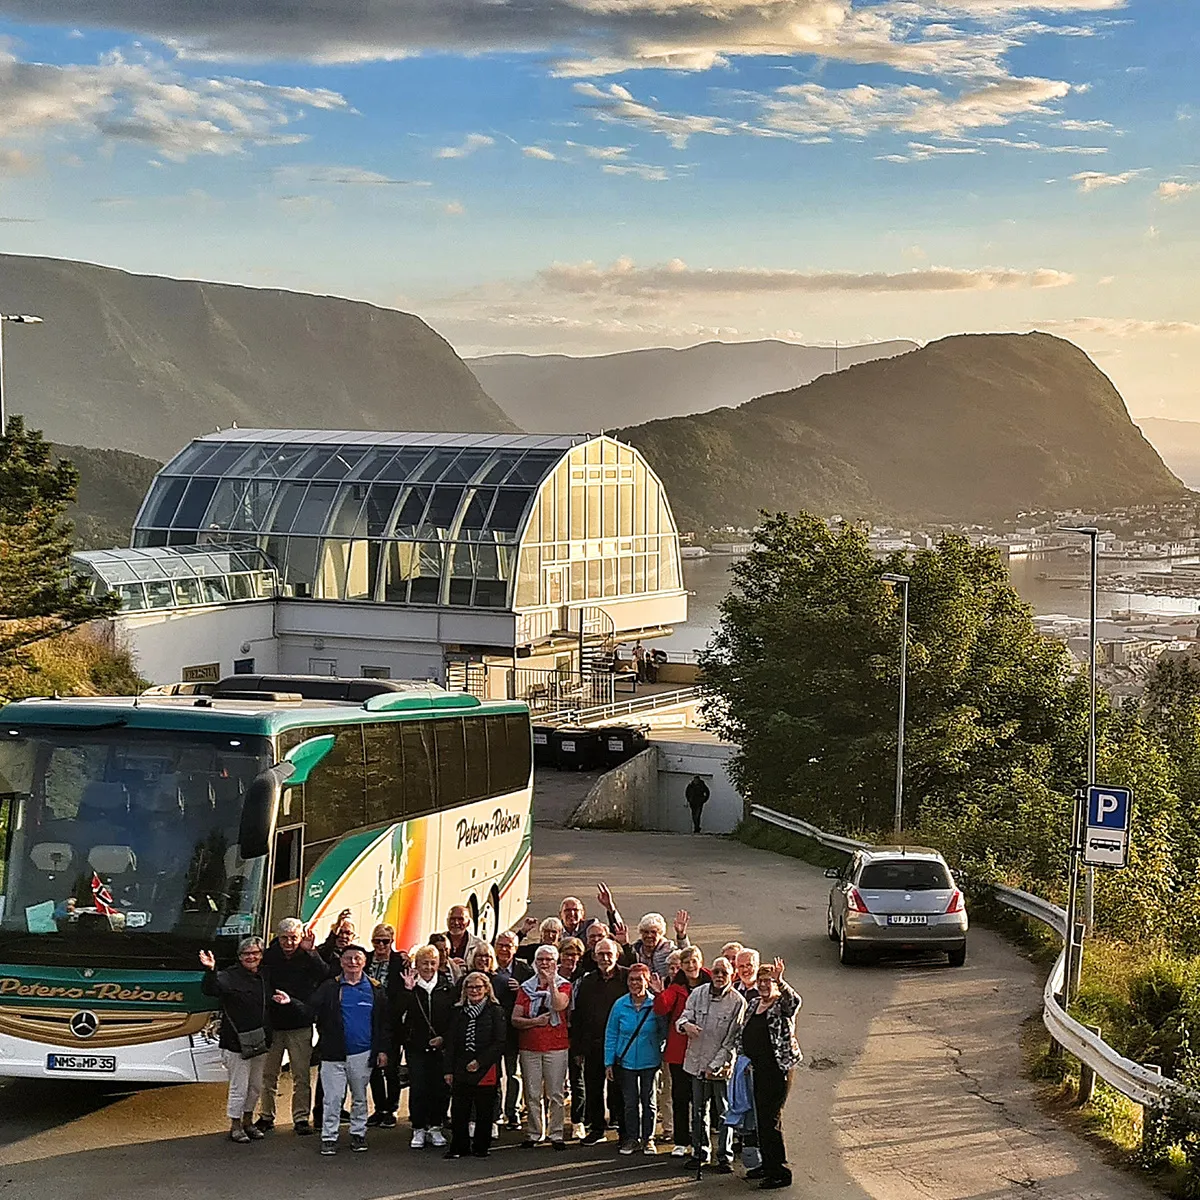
left=568, top=739, right=742, bottom=834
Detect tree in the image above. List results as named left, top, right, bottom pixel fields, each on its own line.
left=701, top=512, right=1089, bottom=833
left=0, top=417, right=116, bottom=678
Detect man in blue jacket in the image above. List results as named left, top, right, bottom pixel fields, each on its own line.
left=282, top=943, right=391, bottom=1156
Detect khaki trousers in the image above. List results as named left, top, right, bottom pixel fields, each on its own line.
left=519, top=1048, right=568, bottom=1142
left=258, top=1026, right=314, bottom=1122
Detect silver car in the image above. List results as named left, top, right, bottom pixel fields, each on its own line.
left=826, top=846, right=968, bottom=967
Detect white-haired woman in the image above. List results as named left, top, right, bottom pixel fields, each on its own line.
left=617, top=909, right=690, bottom=976
left=399, top=944, right=456, bottom=1148
left=200, top=937, right=289, bottom=1144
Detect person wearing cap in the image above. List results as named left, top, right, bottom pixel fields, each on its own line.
left=283, top=942, right=392, bottom=1156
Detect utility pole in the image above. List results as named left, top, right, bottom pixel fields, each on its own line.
left=881, top=572, right=910, bottom=838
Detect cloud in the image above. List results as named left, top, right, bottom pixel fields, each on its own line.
left=0, top=49, right=349, bottom=162
left=1045, top=318, right=1200, bottom=338
left=0, top=146, right=38, bottom=173
left=763, top=76, right=1071, bottom=141
left=1070, top=168, right=1144, bottom=191
left=443, top=199, right=465, bottom=215
left=601, top=161, right=669, bottom=181
left=582, top=144, right=629, bottom=160
left=522, top=145, right=557, bottom=160
left=574, top=82, right=731, bottom=148
left=1157, top=180, right=1198, bottom=201
left=537, top=256, right=1074, bottom=296
left=0, top=0, right=1125, bottom=79
left=292, top=164, right=432, bottom=185
left=436, top=132, right=495, bottom=159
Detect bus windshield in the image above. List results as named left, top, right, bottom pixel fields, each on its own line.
left=0, top=724, right=272, bottom=950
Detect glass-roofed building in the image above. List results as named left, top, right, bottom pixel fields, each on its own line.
left=104, top=430, right=687, bottom=700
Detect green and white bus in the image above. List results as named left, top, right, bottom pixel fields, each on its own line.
left=0, top=677, right=532, bottom=1082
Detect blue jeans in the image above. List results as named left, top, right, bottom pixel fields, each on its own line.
left=691, top=1075, right=734, bottom=1163
left=621, top=1066, right=658, bottom=1143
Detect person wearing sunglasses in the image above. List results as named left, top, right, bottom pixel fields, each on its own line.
left=365, top=924, right=410, bottom=1129
left=442, top=972, right=507, bottom=1159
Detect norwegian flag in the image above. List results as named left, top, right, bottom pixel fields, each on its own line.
left=91, top=871, right=116, bottom=916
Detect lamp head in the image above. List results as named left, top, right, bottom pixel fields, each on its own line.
left=880, top=572, right=910, bottom=585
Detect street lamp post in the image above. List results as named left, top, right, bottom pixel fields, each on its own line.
left=882, top=572, right=910, bottom=839
left=1059, top=525, right=1099, bottom=1008
left=0, top=313, right=45, bottom=431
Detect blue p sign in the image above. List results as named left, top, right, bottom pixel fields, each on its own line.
left=1087, top=786, right=1131, bottom=830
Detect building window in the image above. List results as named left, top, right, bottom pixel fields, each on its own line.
left=233, top=658, right=255, bottom=674
left=361, top=665, right=391, bottom=679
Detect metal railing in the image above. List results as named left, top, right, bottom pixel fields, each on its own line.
left=749, top=803, right=1188, bottom=1117
left=539, top=685, right=704, bottom=727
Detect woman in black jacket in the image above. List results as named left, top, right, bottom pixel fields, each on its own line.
left=442, top=972, right=507, bottom=1159
left=399, top=943, right=457, bottom=1148
left=200, top=938, right=286, bottom=1144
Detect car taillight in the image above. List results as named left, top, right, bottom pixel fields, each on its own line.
left=848, top=888, right=870, bottom=913
left=945, top=890, right=965, bottom=914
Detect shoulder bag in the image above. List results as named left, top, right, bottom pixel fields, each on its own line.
left=614, top=1000, right=654, bottom=1068
left=227, top=975, right=269, bottom=1060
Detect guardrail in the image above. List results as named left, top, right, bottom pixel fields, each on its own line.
left=539, top=685, right=704, bottom=728
left=749, top=803, right=1187, bottom=1122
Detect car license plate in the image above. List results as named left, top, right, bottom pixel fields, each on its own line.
left=46, top=1053, right=116, bottom=1073
left=888, top=915, right=928, bottom=926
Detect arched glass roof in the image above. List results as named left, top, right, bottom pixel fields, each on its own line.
left=131, top=430, right=682, bottom=611
left=73, top=545, right=277, bottom=612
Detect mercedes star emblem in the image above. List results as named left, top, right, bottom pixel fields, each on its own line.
left=69, top=1010, right=99, bottom=1039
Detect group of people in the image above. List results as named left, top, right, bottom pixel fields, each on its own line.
left=198, top=885, right=801, bottom=1190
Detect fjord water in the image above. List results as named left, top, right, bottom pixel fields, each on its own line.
left=661, top=552, right=1200, bottom=657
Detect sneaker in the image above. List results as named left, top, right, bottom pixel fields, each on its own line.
left=671, top=1145, right=690, bottom=1158
left=581, top=1130, right=607, bottom=1145
left=745, top=1167, right=765, bottom=1180
left=712, top=1161, right=734, bottom=1174
left=320, top=1141, right=337, bottom=1156
left=366, top=1113, right=384, bottom=1127
left=293, top=1119, right=313, bottom=1137
left=643, top=1139, right=658, bottom=1155
left=473, top=1149, right=490, bottom=1158
left=551, top=1140, right=567, bottom=1151
left=410, top=1128, right=427, bottom=1149
left=243, top=1125, right=265, bottom=1141
left=443, top=1150, right=462, bottom=1160
left=253, top=1117, right=274, bottom=1133
left=619, top=1140, right=638, bottom=1156
left=759, top=1180, right=791, bottom=1191
left=350, top=1135, right=368, bottom=1153
left=573, top=1122, right=587, bottom=1140
left=492, top=1123, right=500, bottom=1139
left=428, top=1128, right=447, bottom=1148
left=379, top=1113, right=397, bottom=1128
left=520, top=1138, right=538, bottom=1148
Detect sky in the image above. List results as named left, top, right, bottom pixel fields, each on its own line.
left=0, top=0, right=1195, bottom=418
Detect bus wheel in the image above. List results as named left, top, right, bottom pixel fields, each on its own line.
left=476, top=889, right=499, bottom=943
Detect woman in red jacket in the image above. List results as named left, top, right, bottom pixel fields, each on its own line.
left=653, top=946, right=711, bottom=1158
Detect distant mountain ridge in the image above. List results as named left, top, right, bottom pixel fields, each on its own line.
left=1134, top=418, right=1200, bottom=489
left=55, top=443, right=163, bottom=550
left=0, top=253, right=516, bottom=461
left=619, top=332, right=1185, bottom=529
left=468, top=338, right=918, bottom=432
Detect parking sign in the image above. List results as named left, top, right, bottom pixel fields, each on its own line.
left=1082, top=785, right=1132, bottom=868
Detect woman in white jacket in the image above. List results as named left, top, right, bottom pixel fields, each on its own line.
left=677, top=957, right=746, bottom=1171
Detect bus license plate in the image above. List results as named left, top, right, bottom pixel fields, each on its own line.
left=46, top=1054, right=117, bottom=1072
left=888, top=915, right=928, bottom=926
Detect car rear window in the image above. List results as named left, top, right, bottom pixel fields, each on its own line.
left=858, top=860, right=953, bottom=890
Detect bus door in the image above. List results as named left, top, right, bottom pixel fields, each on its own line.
left=268, top=824, right=304, bottom=932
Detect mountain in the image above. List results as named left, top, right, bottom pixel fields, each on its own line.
left=0, top=253, right=516, bottom=461
left=468, top=339, right=918, bottom=432
left=619, top=332, right=1186, bottom=530
left=55, top=443, right=163, bottom=551
left=1134, top=418, right=1200, bottom=489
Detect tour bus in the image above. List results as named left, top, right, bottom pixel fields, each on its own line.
left=0, top=676, right=533, bottom=1082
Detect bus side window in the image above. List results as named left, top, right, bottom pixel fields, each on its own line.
left=400, top=721, right=437, bottom=817
left=268, top=825, right=303, bottom=930
left=295, top=726, right=366, bottom=840
left=433, top=719, right=466, bottom=812
left=488, top=714, right=532, bottom=796
left=364, top=723, right=404, bottom=826
left=463, top=718, right=488, bottom=802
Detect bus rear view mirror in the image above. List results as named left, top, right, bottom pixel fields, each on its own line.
left=238, top=761, right=296, bottom=859
left=282, top=734, right=336, bottom=786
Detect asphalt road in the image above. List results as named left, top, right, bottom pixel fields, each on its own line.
left=0, top=829, right=1156, bottom=1200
